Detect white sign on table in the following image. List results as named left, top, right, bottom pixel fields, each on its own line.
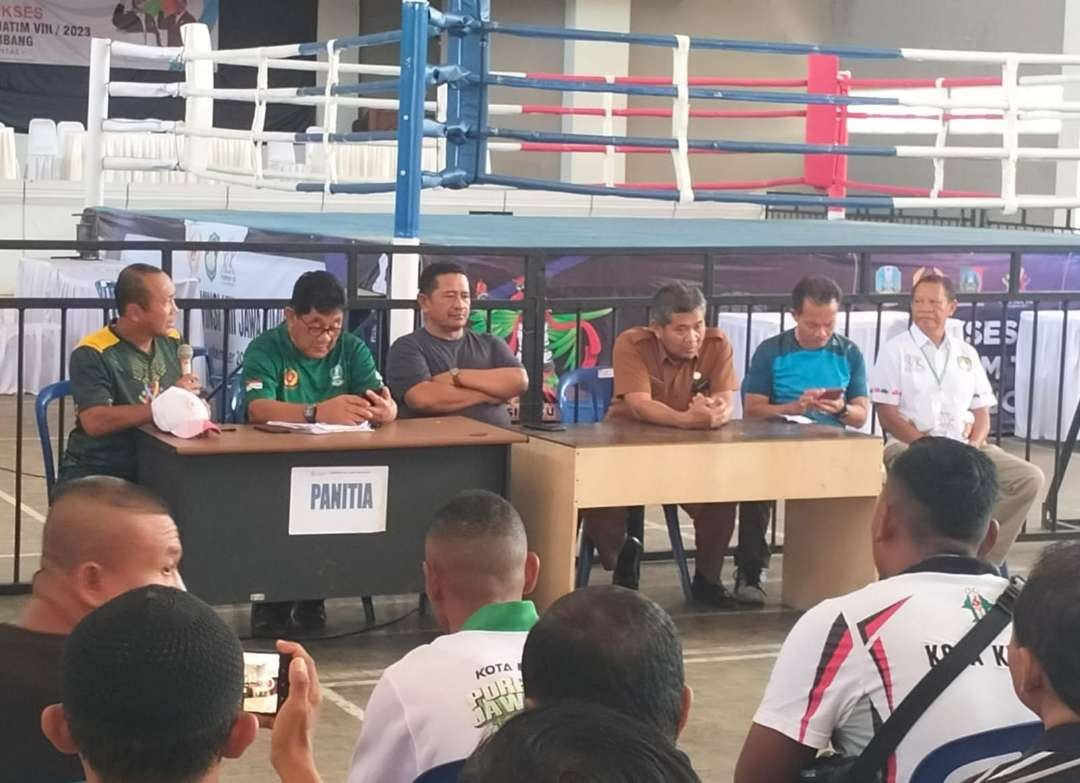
left=288, top=466, right=389, bottom=536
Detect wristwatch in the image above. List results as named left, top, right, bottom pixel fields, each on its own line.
left=303, top=404, right=317, bottom=423
left=839, top=402, right=851, bottom=420
left=450, top=367, right=463, bottom=387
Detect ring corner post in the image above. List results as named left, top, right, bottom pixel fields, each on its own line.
left=445, top=0, right=490, bottom=186
left=395, top=0, right=432, bottom=240
left=85, top=37, right=111, bottom=209
left=181, top=23, right=214, bottom=178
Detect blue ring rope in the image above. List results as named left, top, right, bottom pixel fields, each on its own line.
left=483, top=127, right=899, bottom=158
left=482, top=21, right=904, bottom=60
left=477, top=73, right=901, bottom=107
left=476, top=174, right=899, bottom=209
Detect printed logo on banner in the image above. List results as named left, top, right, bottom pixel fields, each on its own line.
left=205, top=238, right=219, bottom=282
left=289, top=466, right=389, bottom=536
left=330, top=364, right=344, bottom=387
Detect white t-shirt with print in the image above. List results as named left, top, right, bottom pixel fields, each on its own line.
left=346, top=629, right=528, bottom=783
left=753, top=559, right=1035, bottom=783
left=871, top=325, right=996, bottom=442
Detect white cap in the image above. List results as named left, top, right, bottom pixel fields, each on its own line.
left=151, top=386, right=221, bottom=439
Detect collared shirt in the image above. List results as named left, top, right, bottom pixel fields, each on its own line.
left=743, top=330, right=868, bottom=427
left=753, top=555, right=1034, bottom=783
left=61, top=323, right=183, bottom=482
left=607, top=326, right=738, bottom=419
left=242, top=322, right=383, bottom=416
left=967, top=724, right=1080, bottom=782
left=870, top=325, right=996, bottom=442
left=347, top=600, right=538, bottom=783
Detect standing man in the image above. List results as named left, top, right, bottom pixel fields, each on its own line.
left=244, top=270, right=396, bottom=636
left=346, top=490, right=540, bottom=783
left=871, top=272, right=1043, bottom=565
left=386, top=262, right=528, bottom=427
left=59, top=263, right=200, bottom=487
left=1, top=476, right=185, bottom=783
left=739, top=276, right=870, bottom=604
left=583, top=282, right=742, bottom=607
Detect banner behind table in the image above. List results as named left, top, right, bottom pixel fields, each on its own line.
left=185, top=220, right=323, bottom=379
left=0, top=1, right=220, bottom=67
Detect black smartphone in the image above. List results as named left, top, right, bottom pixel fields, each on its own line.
left=242, top=650, right=291, bottom=715
left=818, top=388, right=844, bottom=401
left=522, top=422, right=567, bottom=432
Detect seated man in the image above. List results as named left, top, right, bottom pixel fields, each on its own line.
left=582, top=282, right=741, bottom=607
left=521, top=585, right=691, bottom=742
left=0, top=476, right=184, bottom=783
left=871, top=272, right=1043, bottom=565
left=59, top=263, right=200, bottom=486
left=739, top=276, right=870, bottom=604
left=41, top=585, right=323, bottom=783
left=969, top=542, right=1080, bottom=782
left=386, top=262, right=528, bottom=427
left=459, top=701, right=702, bottom=783
left=244, top=270, right=397, bottom=636
left=734, top=438, right=1035, bottom=783
left=346, top=490, right=540, bottom=783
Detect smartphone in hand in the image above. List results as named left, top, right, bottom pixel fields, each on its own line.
left=818, top=388, right=844, bottom=401
left=242, top=650, right=291, bottom=715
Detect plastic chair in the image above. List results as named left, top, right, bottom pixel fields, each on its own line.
left=266, top=140, right=297, bottom=171
left=414, top=759, right=465, bottom=783
left=560, top=368, right=694, bottom=600
left=57, top=121, right=85, bottom=180
left=909, top=721, right=1042, bottom=783
left=35, top=380, right=72, bottom=497
left=26, top=118, right=59, bottom=180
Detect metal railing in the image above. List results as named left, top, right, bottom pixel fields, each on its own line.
left=1, top=239, right=1078, bottom=591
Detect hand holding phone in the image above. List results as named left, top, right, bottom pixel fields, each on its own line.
left=243, top=650, right=291, bottom=715
left=818, top=388, right=844, bottom=401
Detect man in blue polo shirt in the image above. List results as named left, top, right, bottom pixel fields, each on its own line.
left=738, top=276, right=870, bottom=604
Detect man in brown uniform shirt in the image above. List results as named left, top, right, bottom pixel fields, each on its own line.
left=583, top=283, right=766, bottom=608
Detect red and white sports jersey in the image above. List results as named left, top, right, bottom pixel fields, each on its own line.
left=754, top=557, right=1036, bottom=783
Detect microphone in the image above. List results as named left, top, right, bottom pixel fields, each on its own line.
left=178, top=343, right=194, bottom=376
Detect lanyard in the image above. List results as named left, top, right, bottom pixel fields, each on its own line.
left=913, top=332, right=950, bottom=388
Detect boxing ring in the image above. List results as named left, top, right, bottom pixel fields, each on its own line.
left=83, top=0, right=1080, bottom=239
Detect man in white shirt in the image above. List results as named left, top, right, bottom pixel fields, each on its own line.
left=734, top=437, right=1036, bottom=783
left=871, top=272, right=1043, bottom=565
left=346, top=490, right=540, bottom=783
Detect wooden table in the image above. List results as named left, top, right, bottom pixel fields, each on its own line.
left=509, top=419, right=883, bottom=611
left=136, top=418, right=527, bottom=605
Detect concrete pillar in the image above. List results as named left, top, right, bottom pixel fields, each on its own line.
left=560, top=0, right=631, bottom=185
left=315, top=0, right=361, bottom=133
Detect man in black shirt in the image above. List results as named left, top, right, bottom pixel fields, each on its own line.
left=968, top=542, right=1080, bottom=783
left=0, top=477, right=184, bottom=783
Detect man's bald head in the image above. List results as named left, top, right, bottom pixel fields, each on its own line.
left=44, top=477, right=172, bottom=570
left=424, top=491, right=535, bottom=627
left=34, top=477, right=184, bottom=618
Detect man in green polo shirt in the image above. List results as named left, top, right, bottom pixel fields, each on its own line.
left=243, top=269, right=396, bottom=636
left=59, top=264, right=201, bottom=488
left=346, top=490, right=540, bottom=783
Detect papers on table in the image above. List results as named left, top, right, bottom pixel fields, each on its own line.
left=779, top=414, right=815, bottom=424
left=265, top=420, right=373, bottom=435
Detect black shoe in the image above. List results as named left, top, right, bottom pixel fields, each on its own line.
left=293, top=599, right=327, bottom=631
left=251, top=602, right=292, bottom=638
left=691, top=572, right=738, bottom=609
left=612, top=536, right=643, bottom=591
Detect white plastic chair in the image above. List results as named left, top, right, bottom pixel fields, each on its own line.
left=25, top=118, right=59, bottom=180
left=57, top=121, right=85, bottom=180
left=304, top=126, right=327, bottom=177
left=266, top=140, right=296, bottom=171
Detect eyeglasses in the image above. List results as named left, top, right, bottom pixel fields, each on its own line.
left=299, top=318, right=343, bottom=338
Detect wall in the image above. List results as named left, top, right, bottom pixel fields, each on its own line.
left=831, top=0, right=1067, bottom=203
left=626, top=0, right=835, bottom=189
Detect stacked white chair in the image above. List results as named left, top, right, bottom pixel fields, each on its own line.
left=57, top=121, right=85, bottom=180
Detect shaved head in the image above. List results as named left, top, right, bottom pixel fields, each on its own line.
left=425, top=490, right=528, bottom=603
left=44, top=477, right=173, bottom=570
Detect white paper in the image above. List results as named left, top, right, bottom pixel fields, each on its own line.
left=266, top=420, right=372, bottom=435
left=780, top=414, right=815, bottom=424
left=288, top=466, right=389, bottom=536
